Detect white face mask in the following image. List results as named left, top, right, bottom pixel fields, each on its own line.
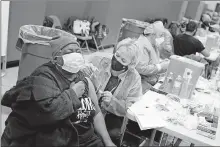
left=155, top=37, right=165, bottom=45
left=61, top=53, right=85, bottom=73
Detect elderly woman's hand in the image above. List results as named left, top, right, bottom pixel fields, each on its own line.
left=101, top=91, right=113, bottom=106
left=70, top=81, right=85, bottom=98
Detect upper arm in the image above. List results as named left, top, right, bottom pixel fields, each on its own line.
left=200, top=49, right=210, bottom=57
left=196, top=40, right=206, bottom=55
left=86, top=77, right=100, bottom=113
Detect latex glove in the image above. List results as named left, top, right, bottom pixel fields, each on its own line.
left=101, top=91, right=113, bottom=106
left=158, top=59, right=170, bottom=72
left=205, top=52, right=220, bottom=61
left=70, top=81, right=85, bottom=98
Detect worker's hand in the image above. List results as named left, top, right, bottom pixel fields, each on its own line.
left=101, top=91, right=113, bottom=106
left=160, top=59, right=170, bottom=71
left=71, top=81, right=85, bottom=98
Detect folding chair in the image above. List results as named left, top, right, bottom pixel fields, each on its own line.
left=75, top=35, right=101, bottom=53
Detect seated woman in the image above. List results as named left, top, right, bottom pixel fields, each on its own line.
left=1, top=36, right=115, bottom=147
left=82, top=38, right=142, bottom=145
left=135, top=22, right=170, bottom=93
left=154, top=21, right=174, bottom=59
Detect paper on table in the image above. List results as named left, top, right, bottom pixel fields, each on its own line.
left=133, top=107, right=167, bottom=130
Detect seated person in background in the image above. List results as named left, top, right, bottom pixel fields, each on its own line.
left=154, top=21, right=174, bottom=59
left=168, top=21, right=181, bottom=38
left=136, top=23, right=170, bottom=93
left=82, top=38, right=142, bottom=145
left=173, top=21, right=219, bottom=62
left=196, top=13, right=212, bottom=37
left=153, top=18, right=168, bottom=28
left=1, top=36, right=115, bottom=147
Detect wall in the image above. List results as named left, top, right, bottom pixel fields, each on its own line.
left=1, top=1, right=10, bottom=57
left=45, top=1, right=88, bottom=26
left=185, top=1, right=201, bottom=19
left=204, top=1, right=220, bottom=11
left=7, top=1, right=46, bottom=62
left=102, top=0, right=183, bottom=45
left=6, top=0, right=183, bottom=61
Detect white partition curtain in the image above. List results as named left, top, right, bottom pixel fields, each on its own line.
left=1, top=1, right=10, bottom=57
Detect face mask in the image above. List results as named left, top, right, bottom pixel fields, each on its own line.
left=111, top=55, right=128, bottom=71
left=60, top=53, right=85, bottom=73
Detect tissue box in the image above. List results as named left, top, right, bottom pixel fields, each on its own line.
left=160, top=55, right=205, bottom=99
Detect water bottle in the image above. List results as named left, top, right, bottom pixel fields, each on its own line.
left=164, top=72, right=174, bottom=93
left=215, top=67, right=220, bottom=91
left=172, top=75, right=182, bottom=96
left=179, top=71, right=192, bottom=98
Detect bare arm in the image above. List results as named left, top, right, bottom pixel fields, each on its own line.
left=86, top=77, right=115, bottom=146
left=200, top=49, right=210, bottom=57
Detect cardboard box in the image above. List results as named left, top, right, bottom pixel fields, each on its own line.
left=160, top=55, right=205, bottom=99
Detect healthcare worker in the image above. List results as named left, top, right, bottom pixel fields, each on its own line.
left=82, top=38, right=142, bottom=145
left=136, top=22, right=170, bottom=93
left=197, top=13, right=212, bottom=37
left=1, top=36, right=115, bottom=147
left=152, top=21, right=174, bottom=59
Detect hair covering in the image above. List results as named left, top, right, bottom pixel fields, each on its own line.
left=202, top=13, right=212, bottom=22
left=143, top=21, right=165, bottom=36
left=115, top=38, right=140, bottom=68
left=152, top=21, right=165, bottom=35
left=51, top=36, right=80, bottom=58
left=60, top=52, right=85, bottom=73
left=143, top=24, right=154, bottom=35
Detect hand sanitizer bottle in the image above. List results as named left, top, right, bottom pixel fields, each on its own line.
left=172, top=75, right=182, bottom=96
left=164, top=72, right=174, bottom=93
left=180, top=69, right=192, bottom=98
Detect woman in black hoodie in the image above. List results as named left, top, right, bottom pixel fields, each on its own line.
left=1, top=36, right=115, bottom=147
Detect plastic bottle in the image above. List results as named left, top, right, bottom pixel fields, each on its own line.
left=172, top=75, right=182, bottom=96
left=214, top=67, right=220, bottom=91
left=179, top=71, right=192, bottom=98
left=164, top=72, right=174, bottom=93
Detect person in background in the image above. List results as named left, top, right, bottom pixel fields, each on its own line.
left=135, top=22, right=170, bottom=93
left=1, top=36, right=115, bottom=147
left=154, top=21, right=174, bottom=59
left=173, top=21, right=219, bottom=60
left=82, top=38, right=142, bottom=145
left=153, top=18, right=168, bottom=28
left=179, top=17, right=192, bottom=34
left=196, top=13, right=212, bottom=37
left=168, top=21, right=181, bottom=38
left=173, top=20, right=220, bottom=78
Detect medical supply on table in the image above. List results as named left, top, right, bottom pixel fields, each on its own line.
left=163, top=72, right=174, bottom=93
left=196, top=115, right=219, bottom=140
left=172, top=75, right=182, bottom=96
left=179, top=69, right=193, bottom=98
left=161, top=55, right=204, bottom=99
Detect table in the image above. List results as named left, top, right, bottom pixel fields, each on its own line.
left=120, top=83, right=220, bottom=146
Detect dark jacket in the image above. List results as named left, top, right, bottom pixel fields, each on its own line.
left=1, top=62, right=83, bottom=147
